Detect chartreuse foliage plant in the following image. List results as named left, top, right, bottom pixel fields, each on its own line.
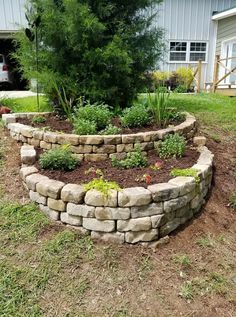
left=158, top=134, right=186, bottom=159
left=39, top=145, right=78, bottom=171
left=170, top=168, right=200, bottom=183
left=15, top=0, right=164, bottom=110
left=84, top=178, right=121, bottom=196
left=111, top=145, right=148, bottom=169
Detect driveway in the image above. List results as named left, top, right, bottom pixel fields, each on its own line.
left=0, top=91, right=42, bottom=99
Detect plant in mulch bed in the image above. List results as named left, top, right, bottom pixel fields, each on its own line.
left=111, top=145, right=148, bottom=169
left=170, top=168, right=200, bottom=183
left=158, top=134, right=186, bottom=159
left=85, top=167, right=104, bottom=178
left=74, top=103, right=112, bottom=131
left=39, top=145, right=78, bottom=171
left=99, top=124, right=121, bottom=135
left=135, top=174, right=152, bottom=186
left=84, top=178, right=121, bottom=196
left=120, top=105, right=150, bottom=128
left=31, top=115, right=46, bottom=124
left=73, top=118, right=97, bottom=135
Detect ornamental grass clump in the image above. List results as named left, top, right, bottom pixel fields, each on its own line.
left=39, top=145, right=78, bottom=171
left=158, top=134, right=186, bottom=159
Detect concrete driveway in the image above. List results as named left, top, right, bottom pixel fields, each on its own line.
left=0, top=91, right=42, bottom=99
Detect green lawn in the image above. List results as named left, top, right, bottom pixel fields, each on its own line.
left=0, top=96, right=52, bottom=113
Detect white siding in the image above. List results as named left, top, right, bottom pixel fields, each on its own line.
left=155, top=0, right=236, bottom=84
left=0, top=0, right=26, bottom=32
left=216, top=15, right=236, bottom=54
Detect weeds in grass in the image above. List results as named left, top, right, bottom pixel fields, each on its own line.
left=196, top=234, right=215, bottom=248
left=229, top=194, right=236, bottom=210
left=138, top=255, right=153, bottom=280
left=103, top=246, right=119, bottom=272
left=179, top=281, right=194, bottom=300
left=173, top=254, right=191, bottom=267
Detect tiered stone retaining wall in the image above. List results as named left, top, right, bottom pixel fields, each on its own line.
left=3, top=112, right=197, bottom=162
left=19, top=143, right=213, bottom=244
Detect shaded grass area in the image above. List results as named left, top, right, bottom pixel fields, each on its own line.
left=0, top=96, right=52, bottom=113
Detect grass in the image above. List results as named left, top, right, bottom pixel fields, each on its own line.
left=173, top=254, right=191, bottom=267
left=0, top=96, right=52, bottom=113
left=140, top=92, right=236, bottom=136
left=196, top=234, right=215, bottom=248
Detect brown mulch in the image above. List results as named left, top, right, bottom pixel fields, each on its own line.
left=17, top=114, right=183, bottom=135
left=37, top=147, right=199, bottom=188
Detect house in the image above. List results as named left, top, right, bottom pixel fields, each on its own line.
left=1, top=0, right=236, bottom=92
left=155, top=0, right=236, bottom=92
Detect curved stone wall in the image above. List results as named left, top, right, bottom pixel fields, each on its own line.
left=19, top=143, right=214, bottom=244
left=3, top=112, right=197, bottom=162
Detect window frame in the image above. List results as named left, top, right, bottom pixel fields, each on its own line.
left=169, top=41, right=208, bottom=64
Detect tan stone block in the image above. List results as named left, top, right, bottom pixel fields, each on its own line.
left=103, top=135, right=122, bottom=145
left=125, top=229, right=158, bottom=244
left=40, top=141, right=52, bottom=149
left=84, top=154, right=108, bottom=162
left=95, top=207, right=130, bottom=220
left=57, top=134, right=80, bottom=146
left=20, top=166, right=38, bottom=181
left=60, top=212, right=82, bottom=226
left=48, top=198, right=66, bottom=211
left=91, top=231, right=124, bottom=244
left=118, top=187, right=152, bottom=207
left=93, top=145, right=116, bottom=154
left=67, top=203, right=95, bottom=217
left=83, top=218, right=115, bottom=232
left=26, top=173, right=49, bottom=191
left=79, top=136, right=104, bottom=145
left=36, top=179, right=65, bottom=199
left=85, top=189, right=118, bottom=207
left=61, top=184, right=85, bottom=203
left=71, top=145, right=92, bottom=154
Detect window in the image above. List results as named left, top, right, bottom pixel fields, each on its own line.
left=169, top=42, right=207, bottom=62
left=190, top=42, right=207, bottom=61
left=170, top=42, right=187, bottom=61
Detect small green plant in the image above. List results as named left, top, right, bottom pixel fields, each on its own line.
left=146, top=89, right=170, bottom=127
left=84, top=178, right=121, bottom=196
left=196, top=234, right=215, bottom=248
left=111, top=145, right=148, bottom=169
left=229, top=194, right=236, bottom=210
left=31, top=115, right=46, bottom=124
left=179, top=281, right=194, bottom=300
left=120, top=105, right=150, bottom=128
left=75, top=102, right=112, bottom=130
left=39, top=145, right=78, bottom=171
left=158, top=134, right=186, bottom=159
left=99, top=124, right=121, bottom=135
left=174, top=85, right=188, bottom=93
left=85, top=167, right=104, bottom=178
left=170, top=168, right=200, bottom=183
left=173, top=254, right=191, bottom=267
left=73, top=118, right=97, bottom=135
left=138, top=255, right=153, bottom=280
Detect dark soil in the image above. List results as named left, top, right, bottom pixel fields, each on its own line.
left=17, top=113, right=183, bottom=135
left=37, top=147, right=199, bottom=188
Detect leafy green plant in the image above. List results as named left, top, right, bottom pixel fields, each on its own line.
left=179, top=281, right=194, bottom=300
left=173, top=254, right=191, bottom=267
left=99, top=124, right=121, bottom=135
left=170, top=168, right=200, bottom=183
left=73, top=118, right=97, bottom=135
left=176, top=67, right=194, bottom=89
left=75, top=103, right=112, bottom=130
left=120, top=105, right=150, bottom=128
left=39, top=145, right=78, bottom=171
left=84, top=178, right=121, bottom=196
left=174, top=85, right=188, bottom=93
left=168, top=110, right=186, bottom=123
left=111, top=145, right=148, bottom=169
left=158, top=134, right=186, bottom=159
left=31, top=115, right=46, bottom=124
left=146, top=89, right=170, bottom=127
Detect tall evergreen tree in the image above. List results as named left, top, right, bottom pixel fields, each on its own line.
left=16, top=0, right=164, bottom=108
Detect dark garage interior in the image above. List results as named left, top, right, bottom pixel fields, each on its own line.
left=0, top=38, right=27, bottom=90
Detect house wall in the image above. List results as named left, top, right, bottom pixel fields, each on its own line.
left=155, top=0, right=236, bottom=84
left=216, top=15, right=236, bottom=54
left=0, top=0, right=26, bottom=37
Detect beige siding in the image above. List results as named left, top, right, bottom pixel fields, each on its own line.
left=216, top=16, right=236, bottom=55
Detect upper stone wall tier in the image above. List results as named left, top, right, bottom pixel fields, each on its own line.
left=3, top=112, right=197, bottom=162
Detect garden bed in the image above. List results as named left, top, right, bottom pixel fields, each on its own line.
left=36, top=146, right=199, bottom=188
left=16, top=113, right=185, bottom=135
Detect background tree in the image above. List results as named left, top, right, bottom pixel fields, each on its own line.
left=15, top=0, right=164, bottom=109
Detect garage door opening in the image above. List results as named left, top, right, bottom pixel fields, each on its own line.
left=0, top=38, right=28, bottom=91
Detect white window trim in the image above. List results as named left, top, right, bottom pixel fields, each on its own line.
left=169, top=41, right=208, bottom=64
